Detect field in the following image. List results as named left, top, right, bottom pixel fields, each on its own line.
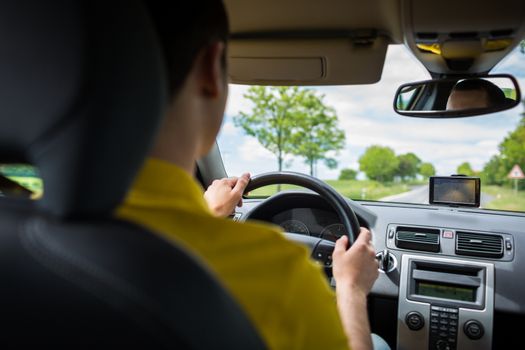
left=248, top=179, right=410, bottom=201
left=483, top=185, right=525, bottom=212
left=5, top=176, right=43, bottom=199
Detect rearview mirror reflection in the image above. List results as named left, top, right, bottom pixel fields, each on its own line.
left=394, top=74, right=521, bottom=118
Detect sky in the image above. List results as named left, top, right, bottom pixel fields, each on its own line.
left=217, top=45, right=525, bottom=180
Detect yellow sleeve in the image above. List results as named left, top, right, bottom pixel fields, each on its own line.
left=281, top=256, right=350, bottom=350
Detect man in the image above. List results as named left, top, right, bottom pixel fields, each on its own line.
left=117, top=1, right=382, bottom=349
left=446, top=78, right=506, bottom=110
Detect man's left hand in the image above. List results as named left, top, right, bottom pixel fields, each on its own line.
left=204, top=173, right=251, bottom=217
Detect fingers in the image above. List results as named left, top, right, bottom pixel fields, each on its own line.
left=232, top=173, right=250, bottom=194
left=356, top=227, right=372, bottom=244
left=218, top=173, right=250, bottom=189
left=333, top=235, right=348, bottom=257
left=224, top=177, right=238, bottom=187
left=335, top=228, right=371, bottom=255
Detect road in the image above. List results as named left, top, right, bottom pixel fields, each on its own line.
left=381, top=185, right=429, bottom=204
left=380, top=185, right=494, bottom=206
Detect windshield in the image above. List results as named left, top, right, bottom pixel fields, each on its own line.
left=218, top=44, right=525, bottom=213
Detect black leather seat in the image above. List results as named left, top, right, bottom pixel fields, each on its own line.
left=0, top=1, right=265, bottom=348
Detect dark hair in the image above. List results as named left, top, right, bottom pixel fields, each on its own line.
left=452, top=78, right=506, bottom=107
left=144, top=1, right=229, bottom=97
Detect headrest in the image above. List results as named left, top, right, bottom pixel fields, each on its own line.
left=0, top=1, right=167, bottom=218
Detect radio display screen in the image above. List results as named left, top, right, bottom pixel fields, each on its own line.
left=416, top=281, right=476, bottom=302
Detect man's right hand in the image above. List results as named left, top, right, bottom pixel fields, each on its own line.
left=332, top=227, right=379, bottom=350
left=332, top=227, right=379, bottom=297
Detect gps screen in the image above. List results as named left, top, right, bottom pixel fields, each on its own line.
left=430, top=176, right=480, bottom=207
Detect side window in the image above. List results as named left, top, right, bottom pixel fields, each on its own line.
left=0, top=164, right=43, bottom=200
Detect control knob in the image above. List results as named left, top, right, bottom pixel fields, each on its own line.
left=464, top=320, right=484, bottom=340
left=405, top=311, right=424, bottom=331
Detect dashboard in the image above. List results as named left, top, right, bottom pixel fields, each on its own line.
left=270, top=208, right=346, bottom=242
left=234, top=191, right=525, bottom=349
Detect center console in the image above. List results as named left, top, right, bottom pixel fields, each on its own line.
left=397, top=254, right=494, bottom=350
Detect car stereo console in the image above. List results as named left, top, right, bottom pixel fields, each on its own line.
left=397, top=254, right=494, bottom=350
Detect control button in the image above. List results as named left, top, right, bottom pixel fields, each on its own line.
left=431, top=311, right=439, bottom=317
left=405, top=311, right=425, bottom=331
left=449, top=320, right=457, bottom=326
left=440, top=319, right=448, bottom=325
left=436, top=339, right=450, bottom=350
left=506, top=239, right=512, bottom=250
left=315, top=252, right=326, bottom=260
left=449, top=314, right=458, bottom=320
left=442, top=230, right=454, bottom=239
left=440, top=312, right=449, bottom=318
left=388, top=228, right=395, bottom=239
left=464, top=320, right=484, bottom=340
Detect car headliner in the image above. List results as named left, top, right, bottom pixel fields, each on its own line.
left=224, top=0, right=525, bottom=85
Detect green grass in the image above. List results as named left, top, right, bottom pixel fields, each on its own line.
left=482, top=185, right=525, bottom=212
left=4, top=176, right=43, bottom=199
left=248, top=179, right=410, bottom=200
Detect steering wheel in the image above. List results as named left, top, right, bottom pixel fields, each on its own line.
left=244, top=172, right=360, bottom=246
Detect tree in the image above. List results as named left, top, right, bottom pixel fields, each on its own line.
left=359, top=145, right=399, bottom=182
left=290, top=90, right=345, bottom=176
left=456, top=162, right=475, bottom=176
left=339, top=168, right=357, bottom=181
left=396, top=153, right=421, bottom=181
left=499, top=117, right=525, bottom=170
left=482, top=155, right=506, bottom=185
left=419, top=162, right=436, bottom=178
left=234, top=86, right=304, bottom=172
left=479, top=48, right=525, bottom=188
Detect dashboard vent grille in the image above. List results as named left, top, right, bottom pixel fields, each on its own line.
left=456, top=231, right=503, bottom=258
left=395, top=227, right=440, bottom=252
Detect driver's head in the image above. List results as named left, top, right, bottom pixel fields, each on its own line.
left=145, top=0, right=229, bottom=158
left=446, top=78, right=505, bottom=111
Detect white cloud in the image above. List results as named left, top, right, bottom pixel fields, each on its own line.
left=220, top=121, right=236, bottom=136
left=239, top=137, right=274, bottom=162
left=225, top=84, right=251, bottom=117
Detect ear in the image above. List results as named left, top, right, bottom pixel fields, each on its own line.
left=197, top=41, right=226, bottom=98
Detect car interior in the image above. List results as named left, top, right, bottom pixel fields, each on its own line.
left=0, top=1, right=264, bottom=348
left=1, top=0, right=524, bottom=349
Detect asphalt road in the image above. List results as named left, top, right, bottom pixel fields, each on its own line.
left=380, top=185, right=429, bottom=204
left=380, top=185, right=494, bottom=206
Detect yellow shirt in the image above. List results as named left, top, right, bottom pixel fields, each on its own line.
left=116, top=158, right=349, bottom=350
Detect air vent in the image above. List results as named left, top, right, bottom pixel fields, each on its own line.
left=449, top=31, right=478, bottom=39
left=416, top=32, right=438, bottom=41
left=395, top=227, right=440, bottom=252
left=490, top=29, right=514, bottom=38
left=456, top=231, right=503, bottom=258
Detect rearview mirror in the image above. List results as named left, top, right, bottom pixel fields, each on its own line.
left=394, top=74, right=521, bottom=118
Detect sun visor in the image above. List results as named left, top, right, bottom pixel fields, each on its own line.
left=228, top=37, right=388, bottom=85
